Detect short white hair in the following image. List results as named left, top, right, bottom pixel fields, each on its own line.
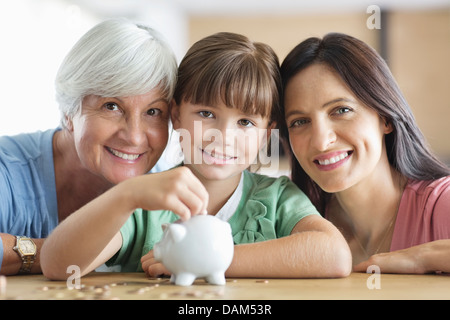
left=55, top=18, right=177, bottom=128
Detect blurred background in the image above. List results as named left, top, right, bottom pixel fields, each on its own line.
left=1, top=0, right=449, bottom=165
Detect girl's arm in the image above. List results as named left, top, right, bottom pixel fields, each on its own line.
left=353, top=239, right=450, bottom=274
left=40, top=167, right=208, bottom=280
left=142, top=214, right=352, bottom=278
left=225, top=215, right=352, bottom=278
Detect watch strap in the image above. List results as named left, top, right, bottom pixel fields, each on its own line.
left=19, top=255, right=34, bottom=273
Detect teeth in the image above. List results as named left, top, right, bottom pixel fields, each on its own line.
left=318, top=152, right=348, bottom=165
left=109, top=148, right=140, bottom=160
left=203, top=150, right=233, bottom=160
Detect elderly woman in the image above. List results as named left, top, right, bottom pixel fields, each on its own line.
left=0, top=18, right=206, bottom=275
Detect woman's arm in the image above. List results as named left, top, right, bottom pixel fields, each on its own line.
left=355, top=182, right=450, bottom=274
left=41, top=167, right=208, bottom=280
left=353, top=239, right=450, bottom=274
left=142, top=215, right=352, bottom=278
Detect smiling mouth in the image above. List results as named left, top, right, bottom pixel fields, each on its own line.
left=314, top=151, right=352, bottom=166
left=202, top=149, right=235, bottom=160
left=107, top=147, right=141, bottom=161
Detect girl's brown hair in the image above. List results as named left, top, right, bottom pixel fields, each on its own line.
left=280, top=33, right=449, bottom=213
left=174, top=32, right=281, bottom=121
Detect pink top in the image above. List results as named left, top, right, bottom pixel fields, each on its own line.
left=390, top=176, right=450, bottom=251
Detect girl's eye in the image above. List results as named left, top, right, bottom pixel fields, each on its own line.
left=238, top=119, right=254, bottom=127
left=147, top=108, right=161, bottom=116
left=104, top=102, right=120, bottom=111
left=199, top=111, right=214, bottom=118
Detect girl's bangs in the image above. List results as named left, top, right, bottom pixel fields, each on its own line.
left=187, top=61, right=274, bottom=118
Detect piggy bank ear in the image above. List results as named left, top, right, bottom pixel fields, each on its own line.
left=168, top=223, right=187, bottom=243
left=161, top=223, right=169, bottom=231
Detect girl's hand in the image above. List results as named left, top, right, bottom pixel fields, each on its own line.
left=141, top=250, right=171, bottom=277
left=126, top=166, right=209, bottom=221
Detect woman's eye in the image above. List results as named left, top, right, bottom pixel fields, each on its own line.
left=289, top=118, right=310, bottom=128
left=104, top=102, right=120, bottom=111
left=199, top=111, right=214, bottom=118
left=147, top=108, right=161, bottom=116
left=335, top=107, right=352, bottom=115
left=238, top=119, right=254, bottom=127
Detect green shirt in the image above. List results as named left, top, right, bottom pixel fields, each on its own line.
left=108, top=170, right=319, bottom=272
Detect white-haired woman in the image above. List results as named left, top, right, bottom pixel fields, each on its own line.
left=0, top=18, right=208, bottom=275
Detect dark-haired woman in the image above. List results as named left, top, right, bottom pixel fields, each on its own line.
left=280, top=33, right=450, bottom=273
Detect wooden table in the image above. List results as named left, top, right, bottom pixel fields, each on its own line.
left=2, top=272, right=449, bottom=301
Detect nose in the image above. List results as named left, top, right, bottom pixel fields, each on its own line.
left=121, top=114, right=147, bottom=147
left=310, top=120, right=336, bottom=151
left=220, top=119, right=241, bottom=147
left=203, top=119, right=235, bottom=147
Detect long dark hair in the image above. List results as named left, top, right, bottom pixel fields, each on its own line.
left=279, top=33, right=449, bottom=213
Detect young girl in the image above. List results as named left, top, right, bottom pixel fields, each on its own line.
left=280, top=33, right=450, bottom=273
left=41, top=32, right=351, bottom=280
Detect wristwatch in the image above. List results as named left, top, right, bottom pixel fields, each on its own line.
left=13, top=236, right=37, bottom=273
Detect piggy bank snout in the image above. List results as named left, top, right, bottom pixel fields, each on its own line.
left=153, top=223, right=187, bottom=260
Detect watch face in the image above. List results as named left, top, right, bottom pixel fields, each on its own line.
left=19, top=239, right=36, bottom=254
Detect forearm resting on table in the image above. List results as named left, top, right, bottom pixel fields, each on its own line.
left=421, top=239, right=450, bottom=273
left=226, top=220, right=352, bottom=278
left=354, top=239, right=450, bottom=274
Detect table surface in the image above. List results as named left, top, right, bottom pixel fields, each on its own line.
left=1, top=272, right=449, bottom=300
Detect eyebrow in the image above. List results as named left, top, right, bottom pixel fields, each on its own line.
left=285, top=98, right=356, bottom=119
left=112, top=97, right=169, bottom=106
left=322, top=98, right=355, bottom=108
left=284, top=109, right=305, bottom=119
left=148, top=98, right=170, bottom=106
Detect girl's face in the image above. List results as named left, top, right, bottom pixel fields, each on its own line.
left=68, top=88, right=169, bottom=184
left=172, top=100, right=273, bottom=182
left=284, top=63, right=392, bottom=193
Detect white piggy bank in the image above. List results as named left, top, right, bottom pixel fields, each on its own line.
left=153, top=215, right=234, bottom=286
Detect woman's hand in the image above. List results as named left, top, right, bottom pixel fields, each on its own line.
left=141, top=250, right=171, bottom=277
left=354, top=239, right=450, bottom=274
left=353, top=250, right=425, bottom=274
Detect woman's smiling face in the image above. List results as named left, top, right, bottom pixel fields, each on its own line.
left=67, top=88, right=170, bottom=184
left=284, top=63, right=392, bottom=193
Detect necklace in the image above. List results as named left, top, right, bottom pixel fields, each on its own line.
left=351, top=214, right=396, bottom=258
left=335, top=175, right=406, bottom=259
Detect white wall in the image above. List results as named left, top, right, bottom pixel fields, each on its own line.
left=0, top=0, right=187, bottom=136
left=0, top=0, right=96, bottom=135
